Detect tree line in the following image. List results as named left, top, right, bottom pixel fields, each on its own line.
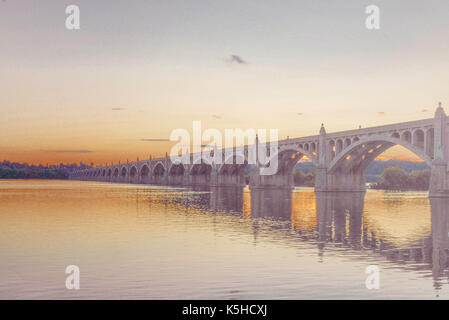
left=292, top=166, right=430, bottom=190
left=0, top=161, right=92, bottom=180
left=369, top=166, right=430, bottom=190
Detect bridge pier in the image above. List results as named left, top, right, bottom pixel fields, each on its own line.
left=315, top=166, right=366, bottom=193
left=314, top=124, right=365, bottom=193
left=429, top=105, right=449, bottom=197
left=249, top=170, right=294, bottom=189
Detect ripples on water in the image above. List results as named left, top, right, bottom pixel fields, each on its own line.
left=0, top=180, right=448, bottom=299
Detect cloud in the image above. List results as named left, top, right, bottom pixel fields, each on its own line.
left=44, top=150, right=93, bottom=153
left=378, top=112, right=385, bottom=116
left=111, top=108, right=124, bottom=111
left=226, top=55, right=248, bottom=65
left=212, top=114, right=221, bottom=119
left=140, top=138, right=170, bottom=142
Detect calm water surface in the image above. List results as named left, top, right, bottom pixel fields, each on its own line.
left=1, top=180, right=448, bottom=299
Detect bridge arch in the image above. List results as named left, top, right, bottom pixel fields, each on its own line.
left=139, top=164, right=151, bottom=184
left=401, top=131, right=412, bottom=144
left=120, top=167, right=128, bottom=182
left=249, top=145, right=319, bottom=188
left=129, top=166, right=137, bottom=177
left=217, top=153, right=247, bottom=186
left=217, top=153, right=247, bottom=174
left=129, top=166, right=138, bottom=183
left=328, top=135, right=433, bottom=175
left=168, top=162, right=185, bottom=185
left=276, top=145, right=319, bottom=167
left=152, top=161, right=166, bottom=184
left=189, top=158, right=213, bottom=185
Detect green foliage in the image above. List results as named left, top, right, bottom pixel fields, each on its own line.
left=293, top=169, right=315, bottom=187
left=370, top=166, right=430, bottom=190
left=0, top=161, right=92, bottom=180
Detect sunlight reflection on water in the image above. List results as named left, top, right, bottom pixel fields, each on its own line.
left=0, top=180, right=447, bottom=299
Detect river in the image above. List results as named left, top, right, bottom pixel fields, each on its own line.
left=0, top=180, right=447, bottom=299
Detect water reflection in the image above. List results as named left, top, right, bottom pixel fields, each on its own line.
left=204, top=187, right=449, bottom=292
left=250, top=188, right=292, bottom=220
left=210, top=186, right=244, bottom=214
left=101, top=185, right=449, bottom=295
left=2, top=180, right=449, bottom=298
left=430, top=197, right=449, bottom=292
left=315, top=192, right=364, bottom=247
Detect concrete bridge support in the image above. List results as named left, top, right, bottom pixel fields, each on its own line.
left=217, top=164, right=246, bottom=187
left=315, top=124, right=367, bottom=192
left=248, top=140, right=309, bottom=190
left=429, top=106, right=449, bottom=197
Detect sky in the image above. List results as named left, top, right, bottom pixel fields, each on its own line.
left=1, top=0, right=449, bottom=165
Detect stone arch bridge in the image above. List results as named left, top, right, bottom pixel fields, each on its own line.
left=70, top=104, right=449, bottom=197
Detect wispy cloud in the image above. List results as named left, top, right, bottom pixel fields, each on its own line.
left=44, top=150, right=93, bottom=153
left=111, top=108, right=124, bottom=111
left=226, top=55, right=248, bottom=65
left=140, top=138, right=170, bottom=142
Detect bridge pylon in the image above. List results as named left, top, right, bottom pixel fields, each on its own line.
left=429, top=103, right=449, bottom=197
left=315, top=123, right=366, bottom=193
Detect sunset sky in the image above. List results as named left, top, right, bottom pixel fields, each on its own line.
left=1, top=0, right=448, bottom=165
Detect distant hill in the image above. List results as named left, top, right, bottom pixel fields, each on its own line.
left=295, top=160, right=430, bottom=183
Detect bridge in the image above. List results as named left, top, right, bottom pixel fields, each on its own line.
left=70, top=103, right=449, bottom=197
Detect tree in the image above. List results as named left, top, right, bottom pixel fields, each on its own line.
left=371, top=166, right=430, bottom=190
